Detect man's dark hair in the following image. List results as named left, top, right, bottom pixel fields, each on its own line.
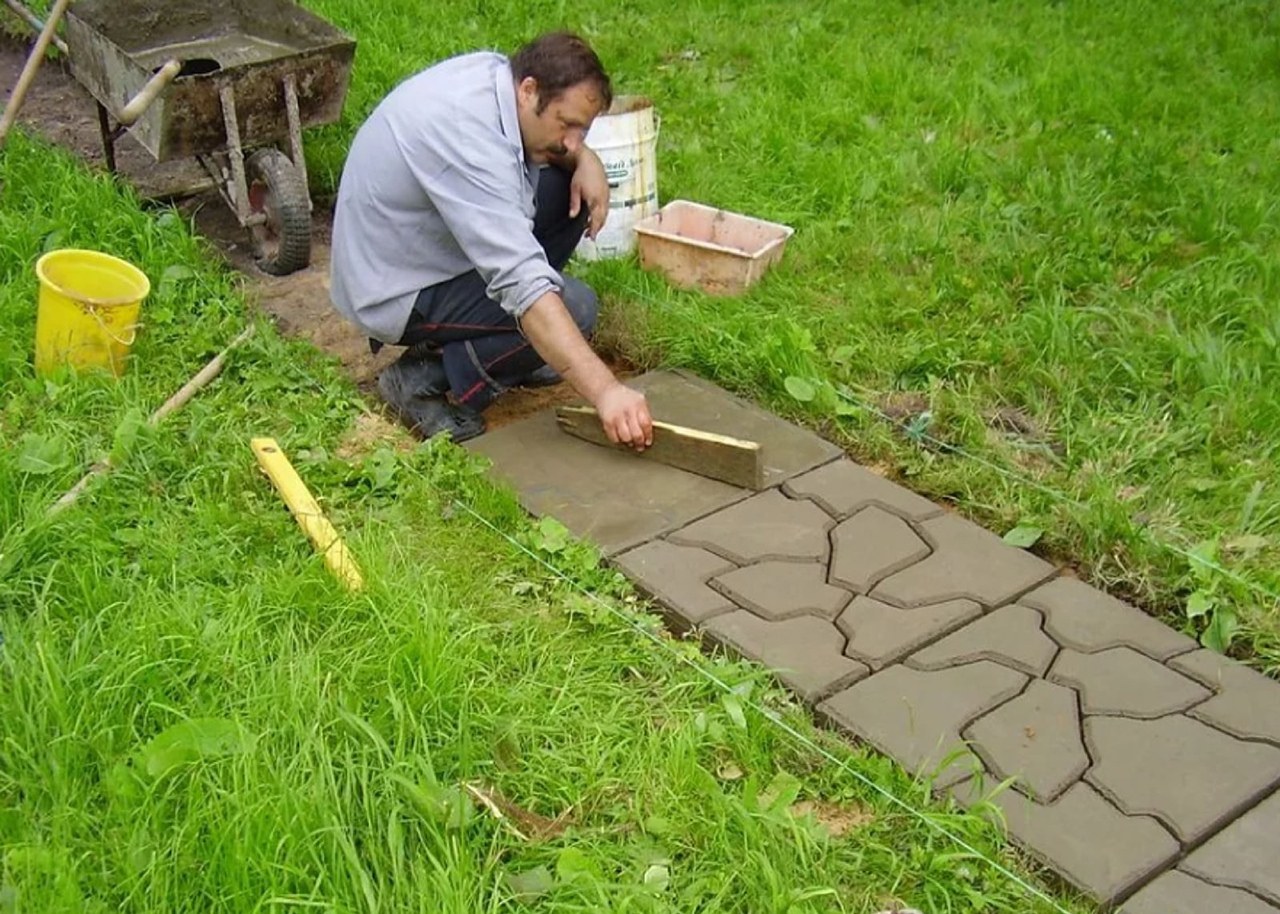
left=511, top=31, right=613, bottom=113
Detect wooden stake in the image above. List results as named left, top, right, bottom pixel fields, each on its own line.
left=0, top=0, right=71, bottom=150
left=2, top=0, right=69, bottom=54
left=251, top=437, right=365, bottom=592
left=151, top=325, right=255, bottom=422
left=50, top=325, right=256, bottom=515
left=555, top=404, right=764, bottom=490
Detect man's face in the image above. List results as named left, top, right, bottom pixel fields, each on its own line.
left=516, top=78, right=604, bottom=164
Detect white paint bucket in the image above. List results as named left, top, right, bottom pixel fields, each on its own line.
left=576, top=96, right=659, bottom=260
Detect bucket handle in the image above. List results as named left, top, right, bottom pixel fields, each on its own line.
left=89, top=304, right=141, bottom=348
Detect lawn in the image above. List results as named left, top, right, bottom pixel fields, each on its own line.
left=0, top=133, right=1089, bottom=911
left=2, top=0, right=1276, bottom=906
left=294, top=0, right=1280, bottom=669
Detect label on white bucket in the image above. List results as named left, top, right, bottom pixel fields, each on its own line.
left=576, top=96, right=659, bottom=261
left=604, top=161, right=632, bottom=183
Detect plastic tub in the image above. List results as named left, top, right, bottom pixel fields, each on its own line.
left=633, top=200, right=794, bottom=295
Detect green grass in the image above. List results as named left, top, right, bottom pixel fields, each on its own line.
left=292, top=0, right=1280, bottom=669
left=0, top=133, right=1089, bottom=912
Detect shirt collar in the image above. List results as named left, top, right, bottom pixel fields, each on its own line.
left=495, top=60, right=527, bottom=162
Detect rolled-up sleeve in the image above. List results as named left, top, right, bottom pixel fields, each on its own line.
left=395, top=118, right=562, bottom=319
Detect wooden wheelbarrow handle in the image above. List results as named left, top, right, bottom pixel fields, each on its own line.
left=117, top=59, right=182, bottom=126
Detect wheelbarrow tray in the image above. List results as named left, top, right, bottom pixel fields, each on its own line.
left=64, top=0, right=354, bottom=163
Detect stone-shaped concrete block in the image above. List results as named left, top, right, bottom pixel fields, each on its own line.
left=837, top=596, right=981, bottom=670
left=952, top=780, right=1179, bottom=905
left=907, top=605, right=1058, bottom=677
left=704, top=611, right=870, bottom=702
left=615, top=541, right=737, bottom=625
left=872, top=514, right=1055, bottom=608
left=965, top=680, right=1088, bottom=803
left=782, top=459, right=944, bottom=521
left=1180, top=789, right=1280, bottom=906
left=469, top=411, right=744, bottom=555
left=712, top=561, right=851, bottom=621
left=820, top=661, right=1027, bottom=787
left=1086, top=715, right=1280, bottom=844
left=830, top=507, right=931, bottom=593
left=1020, top=577, right=1196, bottom=660
left=467, top=370, right=839, bottom=554
left=669, top=490, right=832, bottom=564
left=1050, top=647, right=1212, bottom=718
left=1171, top=649, right=1280, bottom=746
left=1122, top=870, right=1278, bottom=914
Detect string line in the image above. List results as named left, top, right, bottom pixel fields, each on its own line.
left=452, top=497, right=1080, bottom=914
left=611, top=279, right=1280, bottom=611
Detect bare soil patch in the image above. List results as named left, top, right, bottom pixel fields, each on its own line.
left=2, top=35, right=629, bottom=433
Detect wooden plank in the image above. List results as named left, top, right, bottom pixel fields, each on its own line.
left=554, top=405, right=764, bottom=490
left=251, top=437, right=365, bottom=592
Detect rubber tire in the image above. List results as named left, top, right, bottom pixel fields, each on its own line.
left=245, top=148, right=312, bottom=276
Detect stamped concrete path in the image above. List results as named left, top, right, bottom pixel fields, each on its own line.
left=469, top=370, right=1280, bottom=912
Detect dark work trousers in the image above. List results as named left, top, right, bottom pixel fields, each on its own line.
left=395, top=165, right=598, bottom=412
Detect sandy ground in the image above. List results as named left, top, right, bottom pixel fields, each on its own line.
left=1, top=35, right=621, bottom=434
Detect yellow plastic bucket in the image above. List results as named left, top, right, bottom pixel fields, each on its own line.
left=34, top=249, right=150, bottom=377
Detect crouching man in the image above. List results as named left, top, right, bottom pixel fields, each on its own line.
left=330, top=31, right=652, bottom=448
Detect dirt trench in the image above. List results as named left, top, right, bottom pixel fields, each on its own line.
left=1, top=35, right=620, bottom=434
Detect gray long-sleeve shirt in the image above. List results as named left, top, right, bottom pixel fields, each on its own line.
left=329, top=52, right=562, bottom=343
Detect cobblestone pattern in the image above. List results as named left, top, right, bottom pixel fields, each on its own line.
left=615, top=459, right=1280, bottom=909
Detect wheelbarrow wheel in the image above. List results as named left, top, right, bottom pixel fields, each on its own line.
left=246, top=148, right=311, bottom=276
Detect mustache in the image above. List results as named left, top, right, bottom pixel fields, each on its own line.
left=548, top=143, right=568, bottom=157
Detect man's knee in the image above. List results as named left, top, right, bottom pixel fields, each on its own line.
left=561, top=276, right=599, bottom=338
left=534, top=165, right=589, bottom=266
left=536, top=164, right=573, bottom=212
left=534, top=166, right=582, bottom=231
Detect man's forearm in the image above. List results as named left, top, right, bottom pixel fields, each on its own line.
left=518, top=291, right=617, bottom=404
left=520, top=289, right=653, bottom=449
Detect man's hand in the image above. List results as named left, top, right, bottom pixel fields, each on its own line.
left=595, top=382, right=653, bottom=451
left=569, top=147, right=610, bottom=240
left=519, top=292, right=652, bottom=450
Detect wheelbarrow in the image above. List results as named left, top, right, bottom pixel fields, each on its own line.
left=49, top=0, right=355, bottom=275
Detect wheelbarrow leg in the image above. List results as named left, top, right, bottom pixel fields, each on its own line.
left=282, top=74, right=312, bottom=214
left=209, top=79, right=311, bottom=275
left=219, top=85, right=253, bottom=226
left=96, top=102, right=117, bottom=174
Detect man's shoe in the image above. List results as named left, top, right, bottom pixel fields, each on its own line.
left=380, top=352, right=449, bottom=399
left=399, top=396, right=486, bottom=442
left=402, top=339, right=444, bottom=362
left=519, top=364, right=562, bottom=388
left=378, top=360, right=485, bottom=442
